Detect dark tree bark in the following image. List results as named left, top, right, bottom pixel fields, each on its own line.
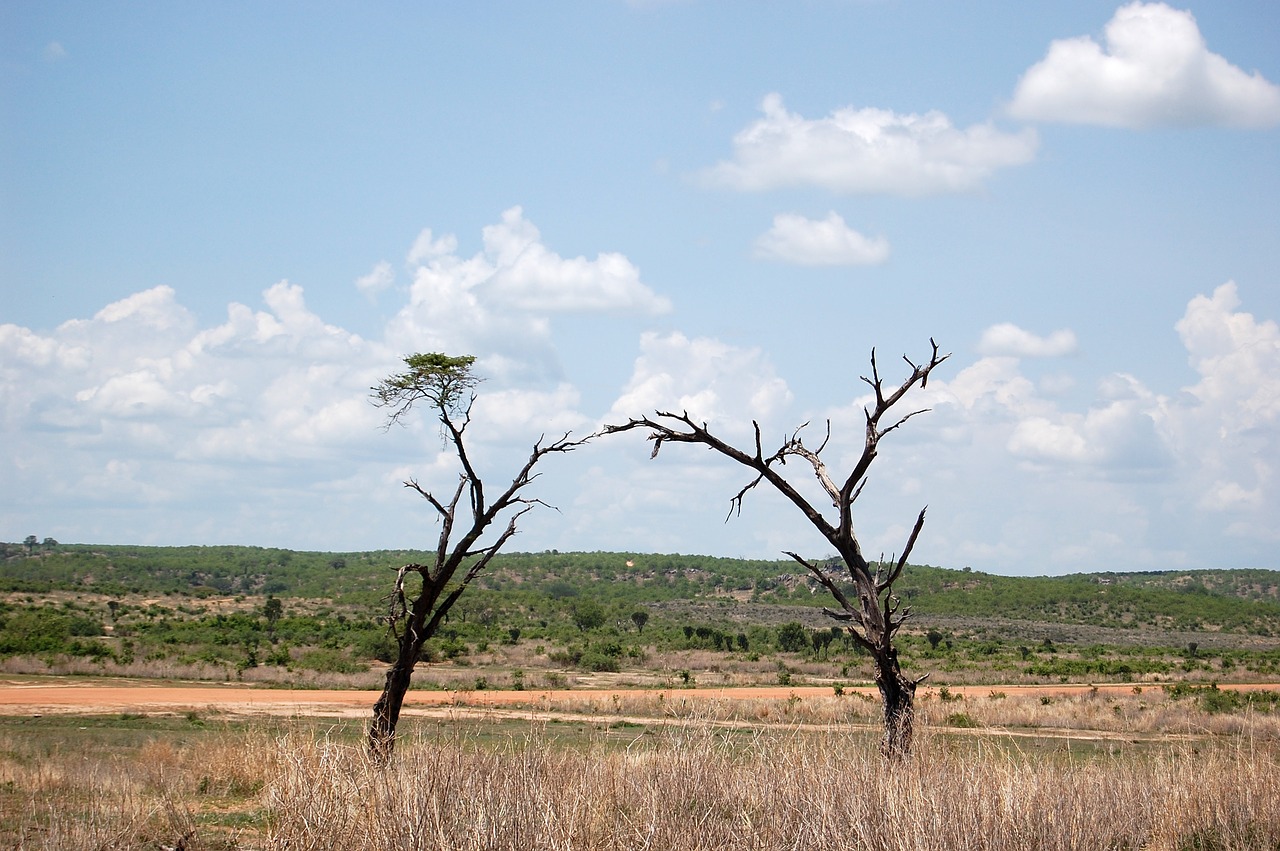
left=605, top=341, right=948, bottom=758
left=367, top=354, right=590, bottom=760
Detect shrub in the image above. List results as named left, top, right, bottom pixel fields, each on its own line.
left=579, top=651, right=620, bottom=673
left=776, top=622, right=808, bottom=653
left=297, top=648, right=365, bottom=674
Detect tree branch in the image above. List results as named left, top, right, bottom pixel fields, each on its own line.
left=877, top=507, right=927, bottom=593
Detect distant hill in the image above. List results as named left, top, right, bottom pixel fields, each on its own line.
left=4, top=541, right=1279, bottom=687
left=4, top=542, right=1278, bottom=639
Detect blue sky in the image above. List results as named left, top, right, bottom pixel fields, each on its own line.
left=3, top=1, right=1278, bottom=575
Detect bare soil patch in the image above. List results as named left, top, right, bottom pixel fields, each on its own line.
left=2, top=677, right=1276, bottom=718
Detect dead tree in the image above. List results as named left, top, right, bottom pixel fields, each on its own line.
left=368, top=353, right=590, bottom=759
left=605, top=341, right=948, bottom=757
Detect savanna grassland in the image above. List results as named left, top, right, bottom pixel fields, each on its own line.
left=2, top=542, right=1280, bottom=848
left=3, top=688, right=1280, bottom=850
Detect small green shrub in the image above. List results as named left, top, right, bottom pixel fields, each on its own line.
left=297, top=648, right=364, bottom=674
left=579, top=651, right=620, bottom=673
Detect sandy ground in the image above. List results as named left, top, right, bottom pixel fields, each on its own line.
left=2, top=678, right=1276, bottom=719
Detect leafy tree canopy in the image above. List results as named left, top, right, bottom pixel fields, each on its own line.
left=371, top=353, right=479, bottom=425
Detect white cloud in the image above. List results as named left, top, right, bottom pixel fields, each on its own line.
left=388, top=207, right=670, bottom=386
left=753, top=212, right=890, bottom=266
left=605, top=332, right=792, bottom=435
left=407, top=229, right=458, bottom=264
left=1009, top=2, right=1280, bottom=128
left=7, top=283, right=380, bottom=460
left=355, top=261, right=395, bottom=299
left=1005, top=393, right=1168, bottom=471
left=6, top=219, right=1277, bottom=573
left=471, top=384, right=590, bottom=442
left=702, top=93, right=1038, bottom=195
left=1200, top=478, right=1264, bottom=512
left=0, top=213, right=674, bottom=551
left=942, top=356, right=1042, bottom=415
left=1167, top=282, right=1280, bottom=531
left=72, top=458, right=171, bottom=505
left=90, top=285, right=193, bottom=331
left=977, top=323, right=1078, bottom=358
left=1174, top=281, right=1280, bottom=430
left=42, top=42, right=67, bottom=62
left=1008, top=416, right=1091, bottom=462
left=75, top=368, right=190, bottom=418
left=389, top=251, right=558, bottom=386
left=906, top=282, right=1279, bottom=571
left=483, top=207, right=671, bottom=314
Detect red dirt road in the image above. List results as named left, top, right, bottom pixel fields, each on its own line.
left=2, top=679, right=1276, bottom=718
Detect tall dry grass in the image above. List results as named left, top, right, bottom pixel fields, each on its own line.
left=0, top=725, right=279, bottom=850
left=512, top=687, right=1280, bottom=742
left=266, top=722, right=1279, bottom=851
left=4, top=707, right=1279, bottom=850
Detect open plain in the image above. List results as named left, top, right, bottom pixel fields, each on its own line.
left=3, top=676, right=1280, bottom=850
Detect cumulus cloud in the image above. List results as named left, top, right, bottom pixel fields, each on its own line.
left=1168, top=282, right=1280, bottom=530
left=407, top=229, right=458, bottom=264
left=472, top=384, right=590, bottom=442
left=605, top=332, right=792, bottom=435
left=0, top=211, right=678, bottom=549
left=88, top=285, right=194, bottom=331
left=702, top=93, right=1038, bottom=195
left=1006, top=390, right=1168, bottom=472
left=909, top=282, right=1279, bottom=571
left=482, top=209, right=671, bottom=314
left=1007, top=416, right=1091, bottom=463
left=1174, top=282, right=1280, bottom=429
left=388, top=207, right=670, bottom=385
left=355, top=261, right=395, bottom=299
left=5, top=225, right=1276, bottom=571
left=933, top=346, right=1166, bottom=476
left=1009, top=2, right=1280, bottom=128
left=753, top=212, right=890, bottom=266
left=977, top=323, right=1078, bottom=358
left=40, top=283, right=375, bottom=451
left=942, top=355, right=1043, bottom=415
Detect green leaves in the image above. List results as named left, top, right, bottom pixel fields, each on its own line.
left=372, top=352, right=479, bottom=424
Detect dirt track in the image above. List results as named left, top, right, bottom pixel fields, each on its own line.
left=2, top=679, right=1276, bottom=718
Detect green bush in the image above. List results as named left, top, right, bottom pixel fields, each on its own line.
left=578, top=651, right=620, bottom=673
left=352, top=630, right=397, bottom=663
left=776, top=622, right=808, bottom=653
left=297, top=648, right=365, bottom=674
left=1164, top=682, right=1280, bottom=715
left=0, top=610, right=105, bottom=656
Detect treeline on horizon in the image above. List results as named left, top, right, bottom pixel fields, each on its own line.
left=3, top=539, right=1279, bottom=636
left=3, top=540, right=1280, bottom=689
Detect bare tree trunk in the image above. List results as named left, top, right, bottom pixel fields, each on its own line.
left=369, top=640, right=420, bottom=759
left=873, top=646, right=917, bottom=759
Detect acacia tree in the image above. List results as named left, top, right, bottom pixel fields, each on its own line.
left=605, top=341, right=948, bottom=757
left=368, top=353, right=591, bottom=758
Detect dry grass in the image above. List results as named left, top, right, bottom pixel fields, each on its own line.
left=262, top=725, right=1280, bottom=851
left=488, top=686, right=1280, bottom=744
left=3, top=696, right=1279, bottom=850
